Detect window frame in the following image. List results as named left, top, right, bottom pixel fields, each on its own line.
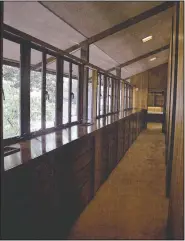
left=123, top=82, right=133, bottom=111
left=96, top=73, right=119, bottom=119
left=3, top=33, right=80, bottom=146
left=3, top=28, right=134, bottom=146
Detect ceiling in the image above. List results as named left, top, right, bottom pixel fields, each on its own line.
left=3, top=1, right=173, bottom=79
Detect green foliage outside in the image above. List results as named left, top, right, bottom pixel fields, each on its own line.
left=3, top=65, right=78, bottom=139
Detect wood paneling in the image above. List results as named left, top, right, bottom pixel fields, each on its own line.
left=148, top=63, right=168, bottom=91
left=130, top=63, right=168, bottom=109
left=167, top=2, right=184, bottom=239
left=130, top=70, right=149, bottom=109
left=2, top=110, right=146, bottom=239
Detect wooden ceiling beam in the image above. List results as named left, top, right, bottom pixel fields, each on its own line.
left=86, top=2, right=174, bottom=45
left=108, top=44, right=170, bottom=72
left=33, top=2, right=174, bottom=70
left=64, top=2, right=174, bottom=52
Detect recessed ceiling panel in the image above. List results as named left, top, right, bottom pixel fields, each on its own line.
left=41, top=1, right=164, bottom=37
left=121, top=48, right=169, bottom=79
left=96, top=9, right=172, bottom=64
left=4, top=2, right=85, bottom=50
left=90, top=45, right=118, bottom=70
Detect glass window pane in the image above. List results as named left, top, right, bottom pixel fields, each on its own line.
left=120, top=82, right=122, bottom=111
left=46, top=56, right=56, bottom=128
left=100, top=75, right=104, bottom=115
left=3, top=39, right=20, bottom=139
left=96, top=74, right=100, bottom=116
left=71, top=65, right=79, bottom=122
left=112, top=80, right=116, bottom=112
left=106, top=77, right=109, bottom=114
left=63, top=61, right=69, bottom=124
left=30, top=49, right=42, bottom=132
left=3, top=65, right=20, bottom=138
left=88, top=68, right=93, bottom=121
left=108, top=78, right=112, bottom=113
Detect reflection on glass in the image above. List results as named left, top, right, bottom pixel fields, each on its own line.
left=3, top=65, right=20, bottom=138
left=31, top=138, right=43, bottom=158
left=63, top=129, right=69, bottom=144
left=45, top=133, right=56, bottom=152
left=71, top=126, right=78, bottom=140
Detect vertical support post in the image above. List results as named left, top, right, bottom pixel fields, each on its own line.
left=56, top=56, right=63, bottom=126
left=80, top=42, right=89, bottom=123
left=166, top=1, right=180, bottom=197
left=116, top=66, right=121, bottom=112
left=20, top=41, right=31, bottom=135
left=92, top=69, right=97, bottom=122
left=41, top=52, right=46, bottom=130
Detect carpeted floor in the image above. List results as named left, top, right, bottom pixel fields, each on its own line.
left=68, top=123, right=169, bottom=240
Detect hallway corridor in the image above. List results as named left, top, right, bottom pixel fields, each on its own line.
left=68, top=123, right=169, bottom=240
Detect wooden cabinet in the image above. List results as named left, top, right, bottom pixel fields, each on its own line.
left=2, top=110, right=146, bottom=239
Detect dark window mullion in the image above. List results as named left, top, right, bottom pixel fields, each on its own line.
left=68, top=62, right=72, bottom=123
left=20, top=41, right=31, bottom=135
left=41, top=52, right=46, bottom=129
left=56, top=56, right=63, bottom=126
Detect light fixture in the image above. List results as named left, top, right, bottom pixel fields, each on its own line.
left=150, top=57, right=157, bottom=61
left=142, top=35, right=152, bottom=43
